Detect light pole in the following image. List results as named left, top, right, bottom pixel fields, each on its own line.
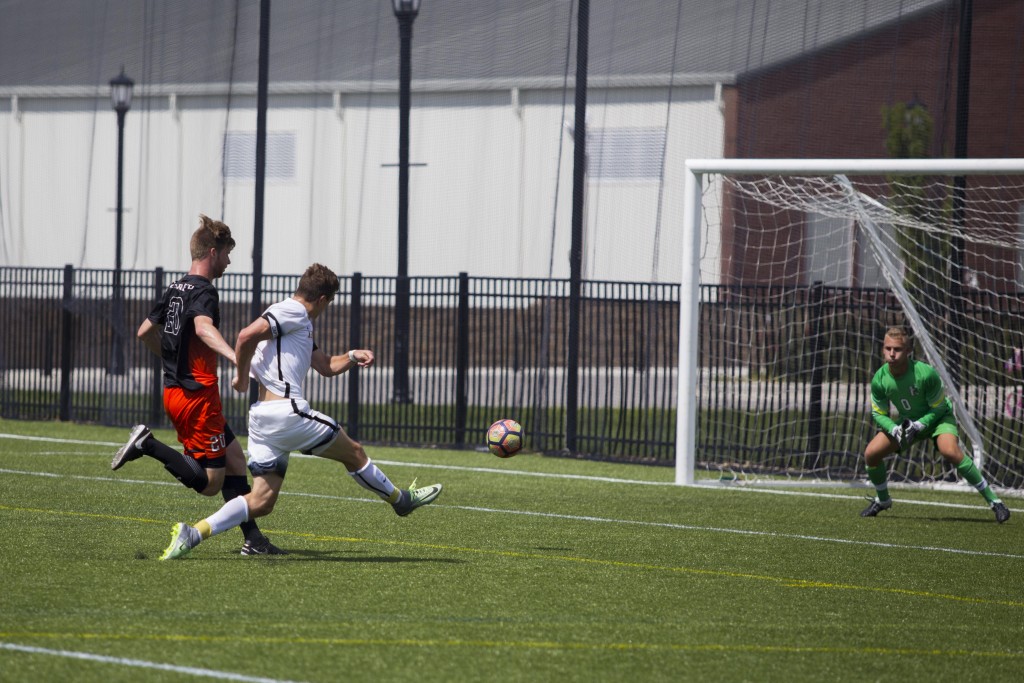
left=109, top=68, right=134, bottom=376
left=392, top=0, right=420, bottom=404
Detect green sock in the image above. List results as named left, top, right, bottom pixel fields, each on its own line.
left=957, top=457, right=1000, bottom=504
left=866, top=463, right=890, bottom=502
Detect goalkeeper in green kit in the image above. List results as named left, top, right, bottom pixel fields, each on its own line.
left=862, top=326, right=1010, bottom=523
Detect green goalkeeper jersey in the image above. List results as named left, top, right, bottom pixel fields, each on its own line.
left=870, top=359, right=952, bottom=433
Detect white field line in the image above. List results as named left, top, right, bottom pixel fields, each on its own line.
left=3, top=465, right=1019, bottom=560
left=280, top=487, right=1024, bottom=560
left=0, top=429, right=1005, bottom=511
left=1, top=464, right=1021, bottom=560
left=0, top=642, right=305, bottom=683
left=0, top=433, right=125, bottom=447
left=0, top=468, right=181, bottom=487
left=439, top=502, right=1024, bottom=560
left=369, top=458, right=1017, bottom=511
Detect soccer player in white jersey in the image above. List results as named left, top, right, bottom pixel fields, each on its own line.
left=159, top=263, right=443, bottom=559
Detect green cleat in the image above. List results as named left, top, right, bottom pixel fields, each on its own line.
left=392, top=479, right=443, bottom=517
left=159, top=522, right=201, bottom=560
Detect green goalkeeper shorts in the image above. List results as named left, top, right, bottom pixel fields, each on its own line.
left=925, top=414, right=959, bottom=441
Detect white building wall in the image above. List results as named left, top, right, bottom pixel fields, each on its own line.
left=0, top=83, right=723, bottom=283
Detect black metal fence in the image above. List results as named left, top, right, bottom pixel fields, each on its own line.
left=2, top=266, right=1022, bottom=480
left=0, top=266, right=682, bottom=462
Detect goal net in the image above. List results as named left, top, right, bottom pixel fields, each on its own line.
left=676, top=159, right=1024, bottom=494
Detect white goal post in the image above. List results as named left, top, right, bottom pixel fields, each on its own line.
left=676, top=158, right=1024, bottom=489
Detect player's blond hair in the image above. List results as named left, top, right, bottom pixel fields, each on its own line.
left=883, top=326, right=913, bottom=351
left=189, top=214, right=235, bottom=260
left=295, top=263, right=340, bottom=302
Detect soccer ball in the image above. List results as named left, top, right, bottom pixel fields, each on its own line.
left=486, top=419, right=523, bottom=458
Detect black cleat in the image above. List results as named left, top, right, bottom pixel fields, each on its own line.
left=860, top=497, right=892, bottom=517
left=992, top=502, right=1011, bottom=524
left=240, top=537, right=288, bottom=556
left=111, top=424, right=151, bottom=471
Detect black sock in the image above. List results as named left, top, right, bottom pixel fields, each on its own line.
left=141, top=436, right=209, bottom=493
left=222, top=474, right=263, bottom=542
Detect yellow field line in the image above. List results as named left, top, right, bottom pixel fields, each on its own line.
left=0, top=631, right=1022, bottom=659
left=0, top=504, right=168, bottom=526
left=3, top=503, right=1023, bottom=610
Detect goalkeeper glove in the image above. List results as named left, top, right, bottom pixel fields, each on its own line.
left=902, top=420, right=926, bottom=445
left=889, top=423, right=904, bottom=443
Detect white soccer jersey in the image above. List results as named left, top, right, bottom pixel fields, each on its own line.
left=249, top=298, right=316, bottom=401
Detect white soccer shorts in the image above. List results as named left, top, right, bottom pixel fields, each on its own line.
left=246, top=398, right=340, bottom=477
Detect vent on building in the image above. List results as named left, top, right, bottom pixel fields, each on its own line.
left=223, top=132, right=296, bottom=181
left=588, top=128, right=666, bottom=180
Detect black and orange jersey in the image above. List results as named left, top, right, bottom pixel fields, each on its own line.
left=147, top=274, right=221, bottom=391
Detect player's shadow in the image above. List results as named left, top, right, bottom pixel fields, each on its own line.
left=250, top=548, right=466, bottom=563
left=918, top=515, right=997, bottom=524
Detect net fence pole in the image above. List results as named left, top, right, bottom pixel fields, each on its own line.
left=248, top=0, right=270, bottom=409
left=566, top=0, right=590, bottom=453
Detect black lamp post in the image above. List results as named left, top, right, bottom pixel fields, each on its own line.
left=109, top=68, right=133, bottom=376
left=392, top=0, right=420, bottom=404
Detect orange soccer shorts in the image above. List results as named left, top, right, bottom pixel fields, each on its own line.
left=163, top=384, right=229, bottom=467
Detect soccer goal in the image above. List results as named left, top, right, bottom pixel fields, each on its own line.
left=676, top=158, right=1024, bottom=493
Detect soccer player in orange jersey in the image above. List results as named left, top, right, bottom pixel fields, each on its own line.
left=111, top=214, right=282, bottom=554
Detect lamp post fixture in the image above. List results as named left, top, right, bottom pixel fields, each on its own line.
left=109, top=68, right=133, bottom=376
left=392, top=0, right=420, bottom=404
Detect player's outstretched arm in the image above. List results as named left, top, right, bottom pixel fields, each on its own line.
left=233, top=317, right=273, bottom=393
left=311, top=348, right=375, bottom=377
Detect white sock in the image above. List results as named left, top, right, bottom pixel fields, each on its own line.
left=204, top=495, right=249, bottom=537
left=349, top=460, right=398, bottom=502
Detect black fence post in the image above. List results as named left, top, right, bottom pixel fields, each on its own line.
left=59, top=264, right=74, bottom=421
left=347, top=272, right=362, bottom=440
left=455, top=272, right=470, bottom=446
left=806, top=281, right=825, bottom=466
left=566, top=0, right=590, bottom=455
left=948, top=0, right=973, bottom=392
left=149, top=267, right=165, bottom=427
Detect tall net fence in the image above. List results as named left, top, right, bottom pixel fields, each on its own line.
left=4, top=1, right=1023, bottom=284
left=3, top=2, right=1024, bottom=471
left=0, top=265, right=681, bottom=462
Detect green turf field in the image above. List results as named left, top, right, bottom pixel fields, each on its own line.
left=1, top=417, right=1021, bottom=682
